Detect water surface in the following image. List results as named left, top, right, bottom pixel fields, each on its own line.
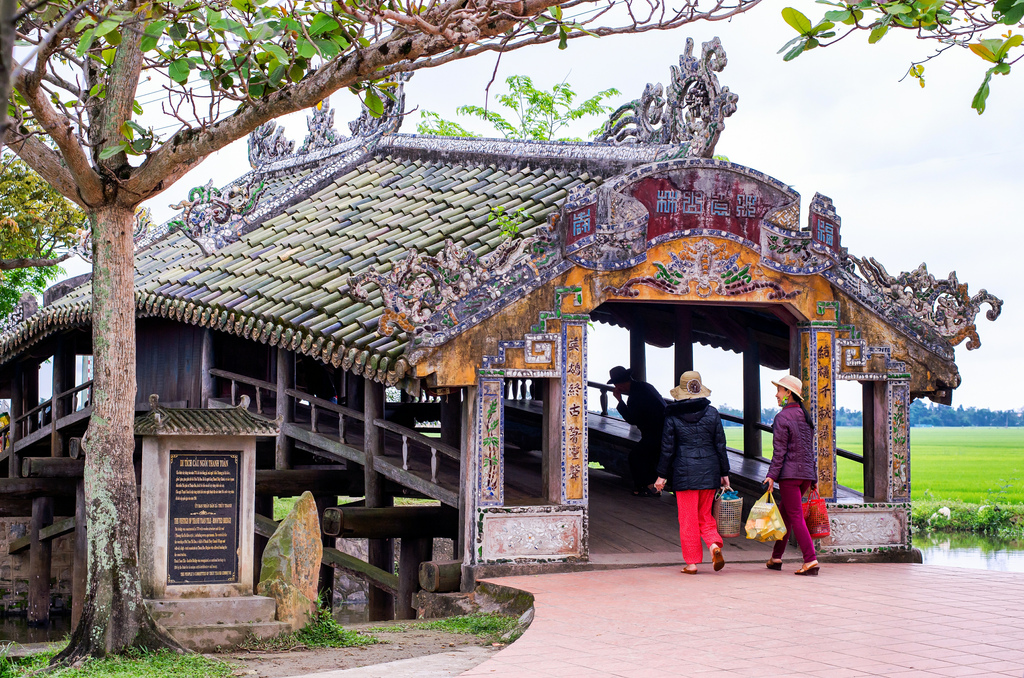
left=917, top=531, right=1024, bottom=573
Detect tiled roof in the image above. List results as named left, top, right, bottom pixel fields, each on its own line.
left=1, top=132, right=671, bottom=389
left=135, top=395, right=279, bottom=436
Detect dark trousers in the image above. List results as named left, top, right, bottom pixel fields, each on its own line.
left=629, top=439, right=658, bottom=491
left=771, top=479, right=817, bottom=564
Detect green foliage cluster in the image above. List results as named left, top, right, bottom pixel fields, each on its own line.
left=0, top=159, right=86, bottom=317
left=418, top=75, right=619, bottom=142
left=779, top=1, right=1024, bottom=113
left=417, top=613, right=520, bottom=643
left=240, top=604, right=377, bottom=651
left=0, top=647, right=233, bottom=678
left=911, top=499, right=1024, bottom=538
left=488, top=205, right=529, bottom=239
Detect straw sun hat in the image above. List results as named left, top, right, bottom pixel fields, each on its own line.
left=670, top=371, right=711, bottom=401
left=771, top=374, right=804, bottom=401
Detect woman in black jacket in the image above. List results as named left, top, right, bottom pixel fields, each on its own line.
left=654, top=371, right=731, bottom=574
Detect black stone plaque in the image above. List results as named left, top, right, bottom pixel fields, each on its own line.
left=168, top=451, right=240, bottom=585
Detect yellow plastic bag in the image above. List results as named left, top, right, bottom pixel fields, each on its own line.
left=744, top=490, right=788, bottom=543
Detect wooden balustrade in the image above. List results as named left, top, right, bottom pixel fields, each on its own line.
left=373, top=418, right=458, bottom=484
left=209, top=368, right=276, bottom=415
left=286, top=388, right=362, bottom=437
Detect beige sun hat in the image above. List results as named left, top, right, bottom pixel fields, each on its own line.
left=771, top=374, right=804, bottom=401
left=670, top=371, right=712, bottom=401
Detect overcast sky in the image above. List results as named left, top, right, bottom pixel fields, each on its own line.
left=56, top=0, right=1022, bottom=412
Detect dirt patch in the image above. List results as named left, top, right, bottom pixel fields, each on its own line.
left=218, top=625, right=502, bottom=678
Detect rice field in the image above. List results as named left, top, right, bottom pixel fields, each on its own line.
left=726, top=427, right=1024, bottom=504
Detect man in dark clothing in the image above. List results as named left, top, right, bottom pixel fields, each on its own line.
left=608, top=366, right=666, bottom=497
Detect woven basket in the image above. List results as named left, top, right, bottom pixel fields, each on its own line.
left=802, top=488, right=831, bottom=539
left=714, top=495, right=744, bottom=538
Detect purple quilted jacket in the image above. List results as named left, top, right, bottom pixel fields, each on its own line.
left=767, top=401, right=817, bottom=482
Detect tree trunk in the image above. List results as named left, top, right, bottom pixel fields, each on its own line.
left=55, top=205, right=181, bottom=663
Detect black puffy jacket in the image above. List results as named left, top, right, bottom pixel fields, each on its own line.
left=656, top=398, right=730, bottom=491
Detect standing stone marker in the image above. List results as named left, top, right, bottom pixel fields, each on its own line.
left=136, top=395, right=286, bottom=650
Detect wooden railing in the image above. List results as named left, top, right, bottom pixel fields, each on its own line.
left=503, top=378, right=536, bottom=401
left=209, top=368, right=276, bottom=415
left=719, top=412, right=774, bottom=434
left=588, top=380, right=612, bottom=415
left=14, top=397, right=52, bottom=438
left=55, top=380, right=93, bottom=418
left=287, top=388, right=362, bottom=438
left=373, top=418, right=458, bottom=484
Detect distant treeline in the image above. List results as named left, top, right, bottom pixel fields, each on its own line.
left=719, top=401, right=1024, bottom=428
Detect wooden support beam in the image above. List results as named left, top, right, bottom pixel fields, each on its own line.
left=674, top=306, right=693, bottom=384
left=314, top=495, right=336, bottom=612
left=22, top=457, right=84, bottom=478
left=72, top=480, right=85, bottom=628
left=863, top=381, right=889, bottom=502
left=275, top=348, right=295, bottom=470
left=0, top=478, right=78, bottom=499
left=10, top=362, right=22, bottom=478
left=254, top=469, right=359, bottom=496
left=254, top=513, right=399, bottom=594
left=28, top=497, right=53, bottom=624
left=396, top=536, right=432, bottom=620
left=200, top=329, right=215, bottom=409
left=419, top=559, right=462, bottom=593
left=364, top=378, right=393, bottom=620
left=629, top=316, right=646, bottom=382
left=743, top=335, right=762, bottom=459
left=253, top=495, right=272, bottom=591
left=541, top=378, right=560, bottom=503
left=9, top=516, right=75, bottom=554
left=321, top=507, right=458, bottom=539
left=50, top=336, right=66, bottom=458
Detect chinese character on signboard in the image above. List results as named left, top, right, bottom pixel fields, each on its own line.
left=680, top=191, right=703, bottom=214
left=571, top=210, right=592, bottom=237
left=815, top=217, right=834, bottom=247
left=736, top=194, right=757, bottom=217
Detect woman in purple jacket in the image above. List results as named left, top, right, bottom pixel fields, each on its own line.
left=763, top=375, right=819, bottom=576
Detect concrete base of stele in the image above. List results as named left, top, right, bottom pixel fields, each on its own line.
left=146, top=595, right=290, bottom=652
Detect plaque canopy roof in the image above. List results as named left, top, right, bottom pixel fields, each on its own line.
left=134, top=394, right=279, bottom=437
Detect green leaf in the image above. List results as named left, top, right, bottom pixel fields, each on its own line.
left=783, top=41, right=806, bottom=61
left=89, top=83, right=104, bottom=97
left=885, top=3, right=911, bottom=14
left=782, top=7, right=813, bottom=34
left=313, top=38, right=339, bottom=58
left=365, top=89, right=384, bottom=117
left=93, top=16, right=121, bottom=37
left=168, top=22, right=188, bottom=41
left=101, top=48, right=116, bottom=65
left=98, top=145, right=125, bottom=159
left=130, top=138, right=153, bottom=153
left=296, top=38, right=317, bottom=59
left=169, top=59, right=191, bottom=83
left=823, top=9, right=851, bottom=21
left=264, top=43, right=289, bottom=63
left=140, top=20, right=168, bottom=51
left=558, top=27, right=568, bottom=49
left=132, top=99, right=143, bottom=115
left=972, top=68, right=994, bottom=114
left=74, top=16, right=96, bottom=32
left=969, top=42, right=998, bottom=63
left=76, top=29, right=95, bottom=57
left=309, top=12, right=340, bottom=35
left=868, top=22, right=889, bottom=43
left=993, top=62, right=1012, bottom=75
left=996, top=34, right=1023, bottom=60
left=288, top=63, right=305, bottom=82
left=809, top=20, right=834, bottom=35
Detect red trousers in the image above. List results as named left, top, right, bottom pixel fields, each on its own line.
left=676, top=489, right=723, bottom=565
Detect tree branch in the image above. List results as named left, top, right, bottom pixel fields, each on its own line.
left=0, top=252, right=72, bottom=270
left=6, top=133, right=89, bottom=207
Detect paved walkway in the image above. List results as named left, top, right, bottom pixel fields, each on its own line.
left=461, top=563, right=1024, bottom=677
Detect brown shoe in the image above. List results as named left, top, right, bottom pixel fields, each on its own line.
left=681, top=565, right=698, bottom=575
left=794, top=560, right=819, bottom=576
left=711, top=546, right=725, bottom=572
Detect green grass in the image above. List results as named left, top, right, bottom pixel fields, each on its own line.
left=365, top=613, right=520, bottom=644
left=239, top=604, right=377, bottom=651
left=910, top=500, right=1024, bottom=538
left=1, top=648, right=233, bottom=678
left=725, top=427, right=1024, bottom=504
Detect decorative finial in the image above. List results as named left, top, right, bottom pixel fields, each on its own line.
left=596, top=37, right=738, bottom=158
left=300, top=98, right=339, bottom=152
left=237, top=394, right=251, bottom=410
left=166, top=177, right=267, bottom=255
left=248, top=121, right=294, bottom=168
left=149, top=393, right=159, bottom=410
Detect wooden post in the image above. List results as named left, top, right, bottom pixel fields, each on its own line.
left=314, top=495, right=335, bottom=611
left=344, top=375, right=363, bottom=444
left=743, top=334, right=762, bottom=458
left=439, top=391, right=461, bottom=452
left=363, top=378, right=393, bottom=620
left=541, top=379, right=562, bottom=503
left=200, top=329, right=214, bottom=408
left=50, top=336, right=66, bottom=457
left=459, top=384, right=477, bottom=592
left=629, top=316, right=646, bottom=382
left=673, top=306, right=693, bottom=384
left=863, top=381, right=889, bottom=501
left=10, top=362, right=22, bottom=478
left=72, top=479, right=85, bottom=628
left=253, top=494, right=272, bottom=591
left=28, top=496, right=53, bottom=625
left=275, top=347, right=294, bottom=470
left=395, top=536, right=432, bottom=619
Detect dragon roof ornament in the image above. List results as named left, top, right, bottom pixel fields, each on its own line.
left=596, top=37, right=737, bottom=158
left=851, top=256, right=1003, bottom=351
left=166, top=177, right=268, bottom=255
left=248, top=121, right=295, bottom=168
left=300, top=98, right=339, bottom=152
